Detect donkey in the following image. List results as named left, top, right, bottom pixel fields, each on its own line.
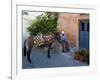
left=23, top=33, right=60, bottom=63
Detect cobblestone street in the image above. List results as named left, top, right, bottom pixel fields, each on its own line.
left=22, top=47, right=88, bottom=69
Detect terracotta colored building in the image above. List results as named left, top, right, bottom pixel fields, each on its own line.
left=57, top=13, right=89, bottom=49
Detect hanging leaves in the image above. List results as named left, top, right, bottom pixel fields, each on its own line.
left=26, top=12, right=58, bottom=36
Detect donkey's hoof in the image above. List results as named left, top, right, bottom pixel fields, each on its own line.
left=28, top=60, right=32, bottom=63
left=47, top=55, right=51, bottom=58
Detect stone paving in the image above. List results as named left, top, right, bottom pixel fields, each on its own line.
left=22, top=47, right=88, bottom=69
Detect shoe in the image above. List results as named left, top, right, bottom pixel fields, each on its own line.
left=66, top=48, right=70, bottom=51
left=62, top=50, right=65, bottom=53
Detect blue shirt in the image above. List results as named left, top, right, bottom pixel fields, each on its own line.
left=60, top=33, right=67, bottom=42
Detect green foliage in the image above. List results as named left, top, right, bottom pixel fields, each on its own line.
left=79, top=49, right=89, bottom=57
left=26, top=12, right=58, bottom=35
left=74, top=49, right=89, bottom=64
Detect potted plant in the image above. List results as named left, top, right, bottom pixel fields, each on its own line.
left=74, top=51, right=80, bottom=60
left=74, top=49, right=89, bottom=64
left=78, top=50, right=85, bottom=62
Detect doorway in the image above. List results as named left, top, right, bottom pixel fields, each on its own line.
left=79, top=20, right=89, bottom=49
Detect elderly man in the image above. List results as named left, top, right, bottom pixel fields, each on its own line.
left=60, top=31, right=69, bottom=52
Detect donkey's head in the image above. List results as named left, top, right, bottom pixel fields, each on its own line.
left=53, top=32, right=61, bottom=42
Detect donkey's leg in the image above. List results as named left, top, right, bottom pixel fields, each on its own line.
left=47, top=43, right=52, bottom=58
left=27, top=48, right=32, bottom=63
left=47, top=47, right=51, bottom=58
left=24, top=40, right=27, bottom=56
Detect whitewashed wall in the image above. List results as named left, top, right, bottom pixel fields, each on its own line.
left=22, top=12, right=43, bottom=47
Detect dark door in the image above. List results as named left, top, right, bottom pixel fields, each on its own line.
left=79, top=20, right=89, bottom=49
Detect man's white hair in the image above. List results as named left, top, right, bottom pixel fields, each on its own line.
left=61, top=31, right=65, bottom=34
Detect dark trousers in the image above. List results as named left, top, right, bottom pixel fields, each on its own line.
left=61, top=40, right=69, bottom=52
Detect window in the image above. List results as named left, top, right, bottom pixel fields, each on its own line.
left=81, top=23, right=85, bottom=31
left=80, top=20, right=89, bottom=32
left=87, top=22, right=89, bottom=31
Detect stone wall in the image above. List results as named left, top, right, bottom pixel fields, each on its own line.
left=57, top=13, right=89, bottom=48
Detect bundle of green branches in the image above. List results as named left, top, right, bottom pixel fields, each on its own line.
left=26, top=12, right=58, bottom=36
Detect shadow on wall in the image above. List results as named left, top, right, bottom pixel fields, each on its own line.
left=67, top=32, right=76, bottom=47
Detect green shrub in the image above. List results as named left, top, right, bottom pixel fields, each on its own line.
left=74, top=49, right=89, bottom=64
left=26, top=12, right=58, bottom=36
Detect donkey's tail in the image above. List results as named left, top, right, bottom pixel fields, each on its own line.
left=24, top=39, right=27, bottom=56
